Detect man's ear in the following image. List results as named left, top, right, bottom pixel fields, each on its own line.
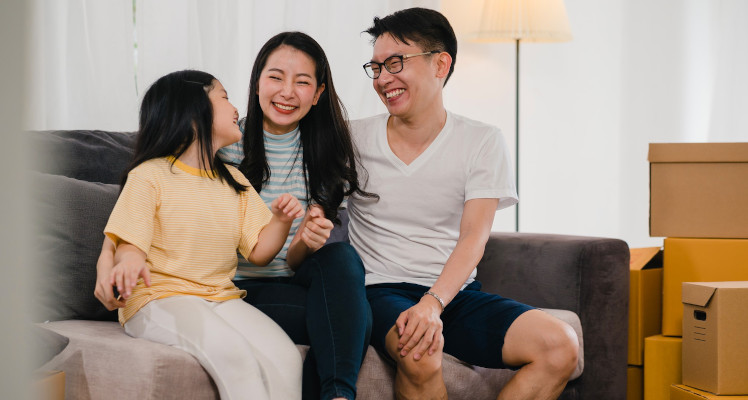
left=435, top=52, right=453, bottom=79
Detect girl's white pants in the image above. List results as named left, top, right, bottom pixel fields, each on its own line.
left=124, top=296, right=302, bottom=400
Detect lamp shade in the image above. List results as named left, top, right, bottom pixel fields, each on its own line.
left=470, top=0, right=572, bottom=43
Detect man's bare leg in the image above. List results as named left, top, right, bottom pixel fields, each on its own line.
left=385, top=325, right=447, bottom=400
left=497, top=310, right=579, bottom=400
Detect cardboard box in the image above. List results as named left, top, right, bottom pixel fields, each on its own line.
left=644, top=335, right=681, bottom=400
left=649, top=142, right=748, bottom=238
left=671, top=384, right=748, bottom=400
left=33, top=370, right=64, bottom=400
left=682, top=281, right=748, bottom=395
left=628, top=247, right=663, bottom=365
left=662, top=238, right=748, bottom=336
left=628, top=366, right=643, bottom=400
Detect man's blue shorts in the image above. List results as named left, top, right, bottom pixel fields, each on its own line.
left=366, top=281, right=535, bottom=369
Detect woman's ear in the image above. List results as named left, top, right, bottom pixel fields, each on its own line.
left=435, top=52, right=453, bottom=80
left=312, top=83, right=326, bottom=105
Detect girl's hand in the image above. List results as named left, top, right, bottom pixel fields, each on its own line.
left=270, top=193, right=304, bottom=223
left=299, top=205, right=333, bottom=252
left=108, top=243, right=150, bottom=300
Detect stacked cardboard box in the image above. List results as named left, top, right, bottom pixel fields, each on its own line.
left=628, top=247, right=663, bottom=400
left=647, top=142, right=748, bottom=399
left=649, top=143, right=748, bottom=239
left=644, top=335, right=681, bottom=400
left=661, top=239, right=748, bottom=337
left=681, top=282, right=748, bottom=395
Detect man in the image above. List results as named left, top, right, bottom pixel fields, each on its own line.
left=348, top=7, right=579, bottom=400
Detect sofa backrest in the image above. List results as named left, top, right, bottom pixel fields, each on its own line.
left=28, top=130, right=137, bottom=184
left=28, top=130, right=349, bottom=323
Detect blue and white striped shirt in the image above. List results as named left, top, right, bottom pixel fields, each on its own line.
left=218, top=124, right=308, bottom=278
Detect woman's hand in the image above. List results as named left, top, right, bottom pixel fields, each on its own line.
left=287, top=205, right=334, bottom=269
left=93, top=238, right=126, bottom=310
left=270, top=193, right=304, bottom=223
left=298, top=205, right=333, bottom=252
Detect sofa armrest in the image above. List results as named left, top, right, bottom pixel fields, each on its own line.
left=476, top=232, right=629, bottom=400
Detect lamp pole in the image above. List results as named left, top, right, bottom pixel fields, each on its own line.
left=443, top=0, right=572, bottom=233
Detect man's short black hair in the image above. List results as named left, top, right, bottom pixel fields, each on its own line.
left=365, top=7, right=458, bottom=86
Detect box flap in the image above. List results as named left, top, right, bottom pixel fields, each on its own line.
left=682, top=282, right=716, bottom=307
left=649, top=142, right=748, bottom=163
left=671, top=384, right=748, bottom=399
left=671, top=385, right=709, bottom=399
left=630, top=247, right=662, bottom=271
left=696, top=280, right=748, bottom=289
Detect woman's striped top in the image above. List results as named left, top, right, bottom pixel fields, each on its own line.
left=218, top=125, right=308, bottom=278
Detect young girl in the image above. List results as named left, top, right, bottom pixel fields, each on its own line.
left=218, top=32, right=376, bottom=400
left=104, top=70, right=304, bottom=400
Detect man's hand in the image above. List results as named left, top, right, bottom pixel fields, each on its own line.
left=396, top=295, right=443, bottom=361
left=270, top=193, right=304, bottom=223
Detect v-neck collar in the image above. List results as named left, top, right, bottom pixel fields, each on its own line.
left=379, top=112, right=452, bottom=175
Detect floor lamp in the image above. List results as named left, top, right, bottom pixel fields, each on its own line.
left=469, top=0, right=572, bottom=232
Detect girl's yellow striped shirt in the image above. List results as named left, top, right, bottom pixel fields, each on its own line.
left=104, top=157, right=271, bottom=325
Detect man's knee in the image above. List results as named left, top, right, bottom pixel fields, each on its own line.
left=504, top=310, right=579, bottom=378
left=397, top=352, right=443, bottom=384
left=385, top=326, right=443, bottom=384
left=542, top=321, right=579, bottom=378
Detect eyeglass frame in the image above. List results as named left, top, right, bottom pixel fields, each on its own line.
left=362, top=50, right=441, bottom=79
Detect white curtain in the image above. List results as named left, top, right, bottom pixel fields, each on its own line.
left=676, top=0, right=748, bottom=143
left=706, top=0, right=748, bottom=142
left=135, top=0, right=439, bottom=125
left=26, top=0, right=438, bottom=131
left=25, top=0, right=137, bottom=131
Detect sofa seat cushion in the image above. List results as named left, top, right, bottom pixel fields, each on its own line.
left=39, top=320, right=219, bottom=400
left=39, top=307, right=582, bottom=400
left=356, top=308, right=583, bottom=400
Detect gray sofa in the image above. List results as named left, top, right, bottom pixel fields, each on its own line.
left=30, top=129, right=629, bottom=400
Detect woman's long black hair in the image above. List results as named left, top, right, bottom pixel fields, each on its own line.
left=240, top=31, right=375, bottom=224
left=122, top=70, right=246, bottom=193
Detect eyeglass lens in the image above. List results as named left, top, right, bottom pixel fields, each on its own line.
left=366, top=56, right=403, bottom=78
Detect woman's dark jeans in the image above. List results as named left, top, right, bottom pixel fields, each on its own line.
left=235, top=242, right=372, bottom=400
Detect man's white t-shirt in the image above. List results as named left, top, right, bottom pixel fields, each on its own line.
left=349, top=111, right=518, bottom=288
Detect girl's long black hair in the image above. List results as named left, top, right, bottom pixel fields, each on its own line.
left=240, top=31, right=376, bottom=224
left=122, top=70, right=246, bottom=193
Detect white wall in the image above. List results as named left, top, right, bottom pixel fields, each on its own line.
left=447, top=0, right=748, bottom=247
left=617, top=0, right=748, bottom=247
left=444, top=0, right=626, bottom=237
